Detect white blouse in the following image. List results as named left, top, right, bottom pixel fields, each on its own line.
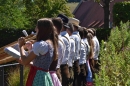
left=32, top=40, right=49, bottom=56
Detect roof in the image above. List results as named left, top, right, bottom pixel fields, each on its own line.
left=73, top=0, right=127, bottom=28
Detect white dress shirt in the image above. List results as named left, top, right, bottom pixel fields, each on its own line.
left=93, top=36, right=100, bottom=60
left=60, top=31, right=71, bottom=64
left=68, top=36, right=75, bottom=67
left=71, top=31, right=81, bottom=61
left=56, top=35, right=65, bottom=68
left=79, top=39, right=86, bottom=65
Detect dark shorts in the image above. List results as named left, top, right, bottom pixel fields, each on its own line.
left=60, top=64, right=71, bottom=86
left=79, top=64, right=87, bottom=86
left=69, top=67, right=74, bottom=86
left=73, top=60, right=80, bottom=86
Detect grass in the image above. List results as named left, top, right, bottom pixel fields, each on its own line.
left=66, top=3, right=79, bottom=13
left=8, top=66, right=29, bottom=86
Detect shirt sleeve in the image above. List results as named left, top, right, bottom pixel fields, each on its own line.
left=32, top=41, right=49, bottom=56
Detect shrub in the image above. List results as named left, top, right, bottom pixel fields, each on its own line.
left=0, top=0, right=29, bottom=29
left=94, top=22, right=130, bottom=86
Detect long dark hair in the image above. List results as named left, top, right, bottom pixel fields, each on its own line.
left=36, top=18, right=58, bottom=61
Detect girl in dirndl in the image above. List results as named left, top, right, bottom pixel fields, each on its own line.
left=17, top=18, right=58, bottom=86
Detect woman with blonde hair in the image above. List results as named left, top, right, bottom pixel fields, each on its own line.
left=86, top=32, right=94, bottom=86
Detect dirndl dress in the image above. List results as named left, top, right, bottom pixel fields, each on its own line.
left=26, top=41, right=54, bottom=86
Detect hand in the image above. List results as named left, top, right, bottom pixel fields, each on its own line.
left=25, top=41, right=33, bottom=51
left=18, top=37, right=25, bottom=47
left=29, top=40, right=36, bottom=44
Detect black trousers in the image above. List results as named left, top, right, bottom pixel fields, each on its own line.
left=73, top=60, right=80, bottom=86
left=60, top=64, right=71, bottom=86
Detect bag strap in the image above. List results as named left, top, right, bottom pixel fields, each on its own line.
left=63, top=35, right=69, bottom=43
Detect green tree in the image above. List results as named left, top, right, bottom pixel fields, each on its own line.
left=23, top=0, right=73, bottom=29
left=0, top=0, right=28, bottom=29
left=113, top=1, right=130, bottom=26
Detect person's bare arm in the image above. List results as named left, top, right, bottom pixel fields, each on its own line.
left=18, top=37, right=36, bottom=65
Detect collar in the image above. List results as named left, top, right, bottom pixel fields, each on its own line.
left=72, top=31, right=79, bottom=34
left=60, top=31, right=67, bottom=36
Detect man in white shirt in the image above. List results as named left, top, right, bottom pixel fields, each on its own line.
left=58, top=14, right=71, bottom=86
left=67, top=23, right=76, bottom=86
left=69, top=18, right=81, bottom=86
left=78, top=27, right=87, bottom=86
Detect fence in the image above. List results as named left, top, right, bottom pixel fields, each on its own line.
left=0, top=63, right=23, bottom=86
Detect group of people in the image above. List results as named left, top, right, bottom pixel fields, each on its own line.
left=17, top=14, right=100, bottom=86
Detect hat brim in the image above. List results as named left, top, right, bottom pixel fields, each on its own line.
left=64, top=24, right=70, bottom=28
left=73, top=24, right=80, bottom=28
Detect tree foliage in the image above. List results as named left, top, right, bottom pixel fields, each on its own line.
left=0, top=0, right=73, bottom=29
left=0, top=0, right=28, bottom=29
left=113, top=1, right=130, bottom=26
left=23, top=0, right=73, bottom=28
